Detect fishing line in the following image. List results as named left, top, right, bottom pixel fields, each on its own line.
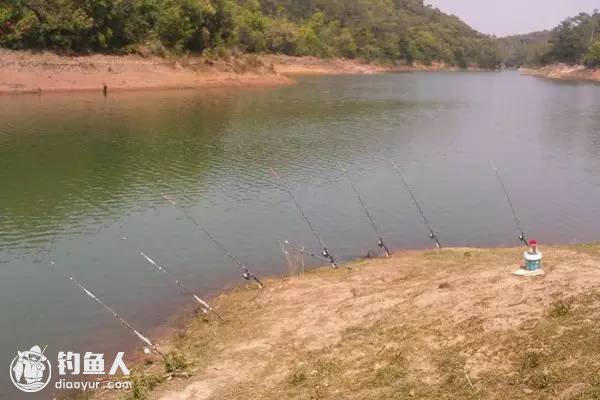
left=269, top=168, right=337, bottom=268
left=490, top=161, right=528, bottom=246
left=82, top=190, right=224, bottom=317
left=138, top=251, right=223, bottom=322
left=391, top=161, right=442, bottom=248
left=48, top=261, right=165, bottom=360
left=338, top=162, right=391, bottom=257
left=161, top=193, right=264, bottom=288
left=281, top=239, right=333, bottom=263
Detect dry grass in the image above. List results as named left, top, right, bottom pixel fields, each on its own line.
left=93, top=244, right=600, bottom=400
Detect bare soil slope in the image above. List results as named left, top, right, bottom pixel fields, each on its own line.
left=108, top=244, right=600, bottom=400
left=0, top=50, right=486, bottom=94
left=520, top=64, right=600, bottom=83
left=0, top=49, right=293, bottom=94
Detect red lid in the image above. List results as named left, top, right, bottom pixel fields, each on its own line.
left=529, top=240, right=537, bottom=245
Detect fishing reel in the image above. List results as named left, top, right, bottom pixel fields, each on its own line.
left=429, top=232, right=442, bottom=249
left=242, top=268, right=264, bottom=288
left=322, top=248, right=337, bottom=268
left=518, top=233, right=528, bottom=245
left=377, top=238, right=392, bottom=258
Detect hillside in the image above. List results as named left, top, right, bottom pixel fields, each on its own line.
left=0, top=0, right=501, bottom=68
left=498, top=31, right=551, bottom=68
left=500, top=11, right=600, bottom=68
left=93, top=244, right=600, bottom=400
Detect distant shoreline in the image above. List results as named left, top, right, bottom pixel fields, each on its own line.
left=520, top=63, right=600, bottom=83
left=0, top=49, right=486, bottom=95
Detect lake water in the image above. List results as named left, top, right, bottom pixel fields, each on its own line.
left=1, top=71, right=600, bottom=397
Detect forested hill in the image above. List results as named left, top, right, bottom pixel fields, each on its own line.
left=498, top=31, right=551, bottom=68
left=0, top=0, right=501, bottom=68
left=499, top=11, right=600, bottom=68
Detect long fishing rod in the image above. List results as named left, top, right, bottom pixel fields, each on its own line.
left=83, top=191, right=224, bottom=317
left=490, top=161, right=528, bottom=247
left=138, top=252, right=224, bottom=322
left=391, top=161, right=442, bottom=249
left=48, top=261, right=165, bottom=360
left=161, top=193, right=264, bottom=288
left=338, top=162, right=391, bottom=257
left=269, top=168, right=337, bottom=268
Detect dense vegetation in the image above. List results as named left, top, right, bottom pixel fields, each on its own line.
left=498, top=31, right=551, bottom=68
left=499, top=11, right=600, bottom=68
left=543, top=11, right=600, bottom=67
left=0, top=0, right=502, bottom=68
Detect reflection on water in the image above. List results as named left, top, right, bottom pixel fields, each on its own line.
left=1, top=71, right=600, bottom=397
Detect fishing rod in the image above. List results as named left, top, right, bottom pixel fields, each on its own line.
left=48, top=261, right=165, bottom=360
left=338, top=162, right=391, bottom=257
left=490, top=161, right=528, bottom=247
left=391, top=161, right=442, bottom=249
left=269, top=168, right=337, bottom=268
left=161, top=193, right=264, bottom=288
left=83, top=191, right=225, bottom=317
left=281, top=239, right=333, bottom=263
left=138, top=252, right=224, bottom=322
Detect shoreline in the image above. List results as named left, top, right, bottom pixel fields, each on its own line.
left=0, top=49, right=294, bottom=94
left=93, top=243, right=600, bottom=400
left=0, top=49, right=485, bottom=95
left=519, top=63, right=600, bottom=83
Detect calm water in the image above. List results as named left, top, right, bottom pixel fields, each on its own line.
left=1, top=71, right=600, bottom=397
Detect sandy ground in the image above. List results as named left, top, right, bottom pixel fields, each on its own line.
left=0, top=49, right=294, bottom=94
left=263, top=55, right=469, bottom=75
left=0, top=50, right=484, bottom=94
left=92, top=244, right=600, bottom=400
left=520, top=64, right=600, bottom=83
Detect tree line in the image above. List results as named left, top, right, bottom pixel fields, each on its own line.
left=500, top=10, right=600, bottom=68
left=0, top=0, right=502, bottom=68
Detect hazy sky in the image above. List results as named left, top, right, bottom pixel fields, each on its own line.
left=425, top=0, right=599, bottom=37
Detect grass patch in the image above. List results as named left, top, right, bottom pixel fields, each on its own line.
left=127, top=371, right=163, bottom=400
left=163, top=351, right=188, bottom=374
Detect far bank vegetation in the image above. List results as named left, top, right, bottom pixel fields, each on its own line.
left=0, top=0, right=502, bottom=68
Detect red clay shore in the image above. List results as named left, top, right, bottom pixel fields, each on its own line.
left=0, top=49, right=483, bottom=94
left=0, top=49, right=294, bottom=94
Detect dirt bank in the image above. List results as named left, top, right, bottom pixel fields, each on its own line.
left=94, top=243, right=600, bottom=400
left=266, top=55, right=483, bottom=75
left=0, top=50, right=485, bottom=94
left=0, top=49, right=294, bottom=94
left=520, top=63, right=600, bottom=83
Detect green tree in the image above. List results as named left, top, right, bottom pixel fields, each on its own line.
left=584, top=39, right=600, bottom=67
left=0, top=0, right=504, bottom=68
left=546, top=13, right=594, bottom=64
